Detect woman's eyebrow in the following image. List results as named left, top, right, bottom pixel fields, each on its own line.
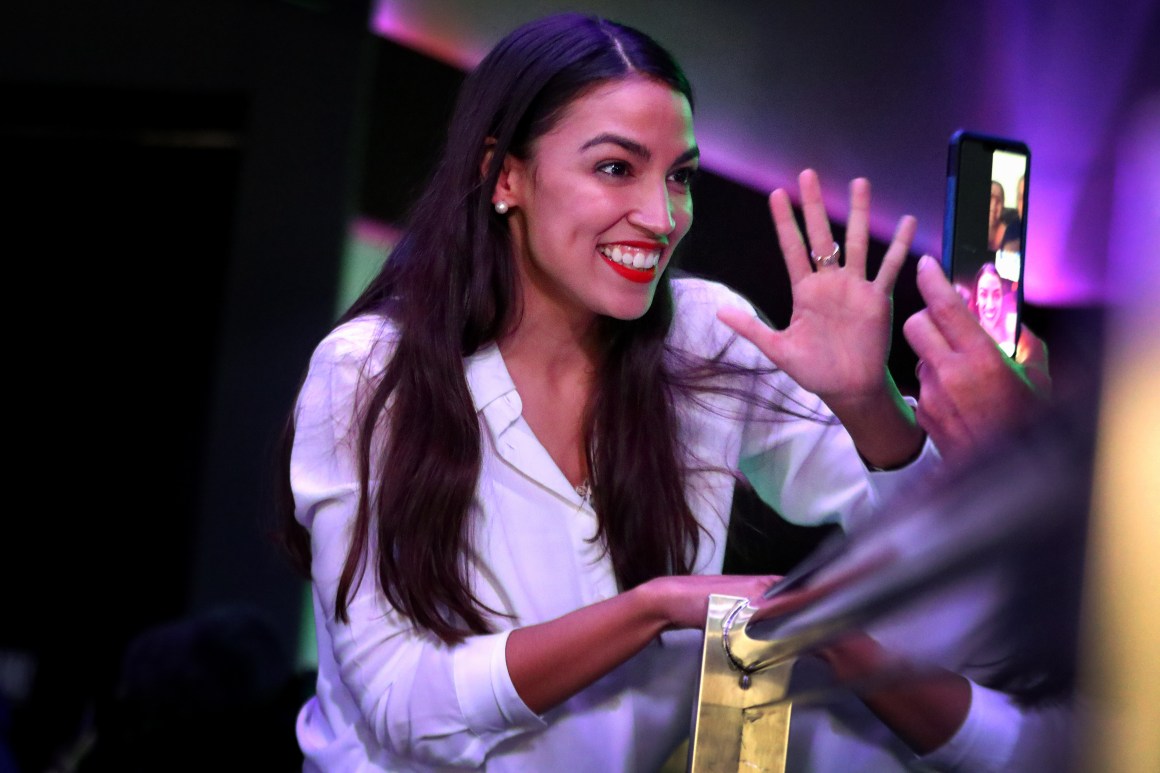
left=580, top=132, right=650, bottom=159
left=579, top=133, right=701, bottom=167
left=673, top=146, right=700, bottom=166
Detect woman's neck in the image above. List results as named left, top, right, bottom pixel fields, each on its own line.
left=500, top=290, right=601, bottom=379
left=498, top=294, right=600, bottom=490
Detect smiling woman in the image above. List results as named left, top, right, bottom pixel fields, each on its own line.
left=278, top=12, right=935, bottom=772
left=972, top=262, right=1016, bottom=353
left=495, top=76, right=697, bottom=326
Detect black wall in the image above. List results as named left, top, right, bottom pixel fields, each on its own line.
left=2, top=1, right=372, bottom=767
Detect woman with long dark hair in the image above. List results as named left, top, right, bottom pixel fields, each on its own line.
left=283, top=13, right=933, bottom=771
left=971, top=262, right=1017, bottom=355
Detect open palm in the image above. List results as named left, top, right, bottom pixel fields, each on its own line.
left=719, top=170, right=915, bottom=403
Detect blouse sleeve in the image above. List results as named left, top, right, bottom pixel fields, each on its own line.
left=290, top=321, right=544, bottom=767
left=916, top=681, right=1075, bottom=772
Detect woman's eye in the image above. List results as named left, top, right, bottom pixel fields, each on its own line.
left=596, top=161, right=631, bottom=177
left=669, top=167, right=698, bottom=188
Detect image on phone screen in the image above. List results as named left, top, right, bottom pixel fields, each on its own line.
left=944, top=133, right=1029, bottom=357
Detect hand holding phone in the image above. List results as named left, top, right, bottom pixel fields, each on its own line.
left=905, top=255, right=1050, bottom=463
left=942, top=131, right=1029, bottom=357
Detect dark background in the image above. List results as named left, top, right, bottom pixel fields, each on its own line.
left=0, top=1, right=1103, bottom=770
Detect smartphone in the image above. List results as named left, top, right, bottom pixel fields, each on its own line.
left=943, top=130, right=1029, bottom=357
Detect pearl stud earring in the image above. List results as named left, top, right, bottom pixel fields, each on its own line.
left=494, top=200, right=509, bottom=215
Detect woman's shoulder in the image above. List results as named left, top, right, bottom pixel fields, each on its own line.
left=671, top=274, right=756, bottom=315
left=307, top=314, right=400, bottom=373
left=669, top=275, right=761, bottom=356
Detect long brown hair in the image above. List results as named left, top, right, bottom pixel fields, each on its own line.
left=281, top=14, right=788, bottom=644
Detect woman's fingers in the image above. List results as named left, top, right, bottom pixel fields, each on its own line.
left=844, top=177, right=871, bottom=275
left=798, top=169, right=838, bottom=264
left=770, top=169, right=915, bottom=288
left=769, top=189, right=812, bottom=284
left=874, top=215, right=917, bottom=293
left=650, top=573, right=780, bottom=629
left=717, top=306, right=784, bottom=363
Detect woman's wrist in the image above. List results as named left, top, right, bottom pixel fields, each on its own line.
left=627, top=579, right=678, bottom=632
left=826, top=376, right=924, bottom=469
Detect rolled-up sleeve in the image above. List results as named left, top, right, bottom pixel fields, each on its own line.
left=917, top=680, right=1074, bottom=772
left=736, top=360, right=938, bottom=534
left=291, top=321, right=544, bottom=768
left=738, top=376, right=873, bottom=530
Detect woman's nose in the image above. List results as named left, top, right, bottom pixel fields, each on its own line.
left=628, top=180, right=676, bottom=236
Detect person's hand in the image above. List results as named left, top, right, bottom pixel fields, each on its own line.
left=817, top=631, right=972, bottom=755
left=1014, top=319, right=1051, bottom=396
left=639, top=574, right=778, bottom=629
left=903, top=255, right=1051, bottom=465
left=717, top=169, right=916, bottom=405
left=507, top=572, right=778, bottom=714
left=717, top=169, right=924, bottom=469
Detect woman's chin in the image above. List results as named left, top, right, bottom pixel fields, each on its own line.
left=602, top=292, right=657, bottom=321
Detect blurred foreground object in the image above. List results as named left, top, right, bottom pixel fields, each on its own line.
left=1076, top=94, right=1160, bottom=773
left=688, top=392, right=1095, bottom=770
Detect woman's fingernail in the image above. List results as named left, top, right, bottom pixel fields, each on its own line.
left=918, top=255, right=935, bottom=271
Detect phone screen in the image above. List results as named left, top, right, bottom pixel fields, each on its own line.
left=943, top=131, right=1029, bottom=357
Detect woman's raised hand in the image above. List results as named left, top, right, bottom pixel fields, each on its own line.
left=718, top=169, right=916, bottom=405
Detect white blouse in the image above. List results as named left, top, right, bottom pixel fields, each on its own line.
left=290, top=277, right=940, bottom=772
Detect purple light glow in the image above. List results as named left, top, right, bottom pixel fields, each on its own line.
left=369, top=5, right=916, bottom=262
left=372, top=3, right=486, bottom=69
left=369, top=0, right=1158, bottom=305
left=1107, top=95, right=1160, bottom=317
left=992, top=0, right=1157, bottom=304
left=698, top=134, right=916, bottom=259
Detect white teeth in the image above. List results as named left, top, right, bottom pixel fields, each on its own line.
left=599, top=245, right=661, bottom=270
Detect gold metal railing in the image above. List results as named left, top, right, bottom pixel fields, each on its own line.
left=687, top=595, right=793, bottom=773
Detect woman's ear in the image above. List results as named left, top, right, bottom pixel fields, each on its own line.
left=480, top=138, right=499, bottom=182
left=481, top=139, right=525, bottom=212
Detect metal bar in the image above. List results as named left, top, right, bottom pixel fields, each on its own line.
left=688, top=595, right=794, bottom=773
